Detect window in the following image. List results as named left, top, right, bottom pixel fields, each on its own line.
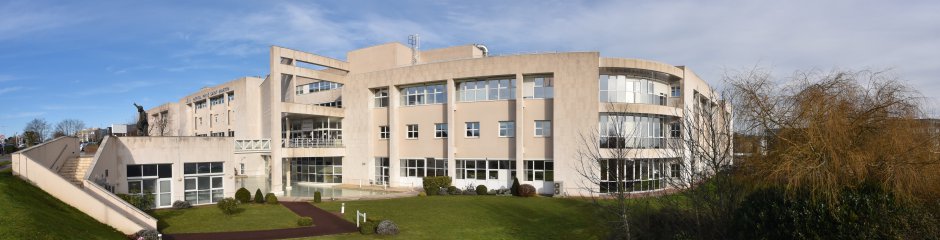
left=402, top=84, right=446, bottom=106
left=534, top=120, right=552, bottom=137
left=406, top=124, right=419, bottom=139
left=227, top=92, right=235, bottom=103
left=670, top=122, right=681, bottom=138
left=599, top=158, right=672, bottom=193
left=401, top=159, right=426, bottom=177
left=316, top=100, right=342, bottom=108
left=525, top=160, right=554, bottom=181
left=126, top=164, right=172, bottom=179
left=374, top=157, right=390, bottom=184
left=458, top=78, right=516, bottom=102
left=195, top=101, right=207, bottom=110
left=671, top=86, right=681, bottom=97
left=296, top=85, right=306, bottom=95
left=435, top=123, right=448, bottom=138
left=290, top=157, right=343, bottom=183
left=599, top=74, right=667, bottom=106
left=227, top=130, right=235, bottom=137
left=426, top=158, right=447, bottom=177
left=210, top=132, right=225, bottom=137
left=373, top=89, right=389, bottom=107
left=379, top=126, right=389, bottom=139
left=524, top=76, right=554, bottom=99
left=599, top=113, right=666, bottom=149
left=499, top=121, right=515, bottom=137
left=465, top=122, right=480, bottom=137
left=280, top=57, right=293, bottom=65
left=456, top=160, right=515, bottom=180
left=210, top=96, right=224, bottom=106
left=183, top=162, right=224, bottom=204
left=670, top=163, right=680, bottom=178
left=239, top=163, right=245, bottom=175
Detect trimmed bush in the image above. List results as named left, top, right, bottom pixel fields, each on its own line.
left=359, top=220, right=377, bottom=235
left=117, top=194, right=153, bottom=212
left=462, top=189, right=477, bottom=195
left=265, top=193, right=278, bottom=204
left=447, top=186, right=460, bottom=195
left=422, top=176, right=452, bottom=196
left=134, top=229, right=159, bottom=240
left=476, top=185, right=488, bottom=195
left=519, top=184, right=537, bottom=197
left=314, top=191, right=322, bottom=203
left=254, top=189, right=265, bottom=203
left=437, top=188, right=449, bottom=195
left=297, top=217, right=313, bottom=226
left=171, top=200, right=191, bottom=209
left=235, top=187, right=251, bottom=203
left=376, top=220, right=400, bottom=235
left=418, top=191, right=427, bottom=197
left=216, top=197, right=239, bottom=215
left=511, top=177, right=521, bottom=196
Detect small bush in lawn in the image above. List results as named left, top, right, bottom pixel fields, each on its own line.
left=519, top=184, right=537, bottom=197
left=254, top=189, right=265, bottom=203
left=297, top=217, right=313, bottom=226
left=172, top=200, right=191, bottom=209
left=314, top=191, right=322, bottom=203
left=418, top=191, right=427, bottom=197
left=265, top=193, right=278, bottom=204
left=359, top=220, right=377, bottom=235
left=117, top=193, right=153, bottom=212
left=376, top=220, right=400, bottom=235
left=511, top=177, right=521, bottom=196
left=134, top=229, right=159, bottom=240
left=476, top=185, right=488, bottom=195
left=235, top=187, right=251, bottom=203
left=216, top=197, right=239, bottom=215
left=422, top=176, right=452, bottom=196
left=447, top=186, right=459, bottom=195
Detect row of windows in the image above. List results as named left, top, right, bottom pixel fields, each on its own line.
left=291, top=157, right=343, bottom=183
left=598, top=158, right=677, bottom=193
left=523, top=77, right=554, bottom=99
left=184, top=162, right=224, bottom=204
left=599, top=113, right=667, bottom=149
left=210, top=96, right=224, bottom=106
left=599, top=75, right=668, bottom=105
left=127, top=164, right=172, bottom=178
left=456, top=160, right=516, bottom=180
left=193, top=92, right=234, bottom=110
left=402, top=84, right=446, bottom=106
left=372, top=76, right=553, bottom=108
left=381, top=120, right=552, bottom=139
left=458, top=79, right=516, bottom=102
left=316, top=100, right=342, bottom=108
left=400, top=158, right=447, bottom=177
left=296, top=81, right=343, bottom=95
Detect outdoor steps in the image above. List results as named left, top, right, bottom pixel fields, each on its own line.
left=58, top=156, right=93, bottom=186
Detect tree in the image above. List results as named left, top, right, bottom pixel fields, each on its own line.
left=148, top=112, right=171, bottom=136
left=54, top=119, right=86, bottom=137
left=23, top=118, right=50, bottom=145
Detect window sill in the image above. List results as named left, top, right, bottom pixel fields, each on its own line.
left=465, top=136, right=480, bottom=139
left=405, top=138, right=418, bottom=140
left=534, top=136, right=552, bottom=138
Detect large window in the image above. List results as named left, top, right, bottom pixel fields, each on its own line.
left=435, top=123, right=448, bottom=138
left=524, top=160, right=554, bottom=181
left=195, top=101, right=207, bottom=110
left=599, top=113, right=666, bottom=149
left=291, top=157, right=343, bottom=183
left=402, top=84, right=446, bottom=106
left=401, top=158, right=447, bottom=177
left=534, top=120, right=552, bottom=137
left=599, top=75, right=667, bottom=105
left=379, top=126, right=389, bottom=139
left=406, top=124, right=419, bottom=139
left=375, top=157, right=389, bottom=184
left=374, top=89, right=389, bottom=107
left=498, top=121, right=515, bottom=137
left=524, top=76, right=554, bottom=99
left=228, top=92, right=235, bottom=103
left=210, top=96, right=224, bottom=106
left=599, top=158, right=674, bottom=193
left=466, top=122, right=480, bottom=137
left=456, top=160, right=516, bottom=180
left=670, top=86, right=681, bottom=97
left=670, top=122, right=681, bottom=138
left=298, top=81, right=343, bottom=95
left=127, top=164, right=172, bottom=208
left=458, top=78, right=516, bottom=102
left=183, top=162, right=224, bottom=205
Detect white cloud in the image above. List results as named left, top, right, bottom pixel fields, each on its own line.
left=75, top=81, right=159, bottom=96
left=0, top=111, right=44, bottom=119
left=0, top=1, right=81, bottom=40
left=0, top=86, right=23, bottom=95
left=0, top=75, right=15, bottom=82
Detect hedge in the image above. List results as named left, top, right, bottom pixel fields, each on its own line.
left=422, top=176, right=452, bottom=196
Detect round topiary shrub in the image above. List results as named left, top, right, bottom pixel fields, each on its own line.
left=418, top=191, right=427, bottom=197
left=359, top=220, right=377, bottom=235
left=476, top=185, right=488, bottom=195
left=172, top=200, right=192, bottom=209
left=376, top=220, right=400, bottom=235
left=519, top=184, right=537, bottom=197
left=297, top=217, right=313, bottom=226
left=314, top=191, right=322, bottom=203
left=216, top=197, right=239, bottom=215
left=265, top=193, right=279, bottom=204
left=235, top=187, right=251, bottom=203
left=447, top=186, right=459, bottom=195
left=254, top=189, right=265, bottom=203
left=134, top=229, right=159, bottom=240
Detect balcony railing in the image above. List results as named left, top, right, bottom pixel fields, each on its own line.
left=282, top=138, right=344, bottom=148
left=234, top=139, right=271, bottom=153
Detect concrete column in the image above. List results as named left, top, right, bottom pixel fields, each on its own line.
left=514, top=74, right=525, bottom=181
left=269, top=46, right=284, bottom=195
left=388, top=85, right=401, bottom=187
left=284, top=159, right=292, bottom=190
left=446, top=78, right=457, bottom=179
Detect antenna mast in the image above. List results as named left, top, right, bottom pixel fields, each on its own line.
left=408, top=34, right=420, bottom=65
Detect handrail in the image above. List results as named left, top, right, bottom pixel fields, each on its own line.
left=49, top=143, right=70, bottom=172
left=83, top=179, right=158, bottom=223
left=282, top=138, right=344, bottom=148
left=234, top=139, right=272, bottom=153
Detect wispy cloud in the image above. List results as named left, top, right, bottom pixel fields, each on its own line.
left=1, top=111, right=44, bottom=119
left=0, top=86, right=23, bottom=95
left=75, top=80, right=159, bottom=96
left=0, top=1, right=83, bottom=41
left=0, top=75, right=15, bottom=82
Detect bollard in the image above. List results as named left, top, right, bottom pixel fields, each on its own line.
left=341, top=203, right=345, bottom=214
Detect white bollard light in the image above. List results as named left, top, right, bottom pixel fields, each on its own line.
left=341, top=203, right=345, bottom=214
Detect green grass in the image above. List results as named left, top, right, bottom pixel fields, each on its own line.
left=304, top=195, right=607, bottom=240
left=153, top=203, right=303, bottom=234
left=0, top=161, right=10, bottom=167
left=0, top=169, right=126, bottom=240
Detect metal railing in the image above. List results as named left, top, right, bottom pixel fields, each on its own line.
left=234, top=139, right=271, bottom=153
left=282, top=138, right=343, bottom=148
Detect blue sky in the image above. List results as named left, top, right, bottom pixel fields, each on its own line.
left=2, top=0, right=940, bottom=137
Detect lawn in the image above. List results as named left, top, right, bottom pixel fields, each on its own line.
left=0, top=169, right=126, bottom=239
left=153, top=203, right=302, bottom=234
left=304, top=195, right=607, bottom=240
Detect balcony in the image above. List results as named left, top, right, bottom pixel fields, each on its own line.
left=234, top=139, right=271, bottom=153
left=282, top=138, right=343, bottom=148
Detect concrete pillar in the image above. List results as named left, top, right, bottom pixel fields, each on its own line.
left=269, top=46, right=284, bottom=196
left=284, top=116, right=292, bottom=191
left=388, top=85, right=401, bottom=187
left=514, top=74, right=525, bottom=181
left=446, top=78, right=457, bottom=179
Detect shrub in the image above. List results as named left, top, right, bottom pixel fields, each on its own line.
left=418, top=191, right=427, bottom=197
left=171, top=200, right=191, bottom=209
left=519, top=184, right=537, bottom=197
left=476, top=185, right=488, bottom=195
left=134, top=229, right=159, bottom=240
left=376, top=220, right=400, bottom=235
left=265, top=193, right=278, bottom=204
left=117, top=194, right=153, bottom=212
left=297, top=217, right=313, bottom=226
left=235, top=187, right=251, bottom=203
left=511, top=177, right=520, bottom=196
left=359, top=220, right=377, bottom=235
left=314, top=191, right=322, bottom=203
left=462, top=189, right=477, bottom=195
left=447, top=186, right=459, bottom=195
left=422, top=176, right=452, bottom=196
left=254, top=189, right=265, bottom=203
left=216, top=197, right=239, bottom=215
left=437, top=188, right=449, bottom=195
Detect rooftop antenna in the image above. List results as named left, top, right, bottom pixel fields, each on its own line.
left=408, top=34, right=420, bottom=65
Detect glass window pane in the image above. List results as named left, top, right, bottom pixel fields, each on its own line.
left=128, top=181, right=141, bottom=194
left=212, top=176, right=223, bottom=188
left=185, top=178, right=196, bottom=190
left=211, top=162, right=223, bottom=173
left=127, top=165, right=142, bottom=178
left=198, top=176, right=210, bottom=190
left=158, top=164, right=172, bottom=178
left=143, top=165, right=157, bottom=177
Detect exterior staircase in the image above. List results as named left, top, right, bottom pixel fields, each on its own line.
left=58, top=156, right=92, bottom=185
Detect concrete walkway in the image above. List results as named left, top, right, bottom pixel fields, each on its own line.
left=164, top=202, right=357, bottom=240
left=0, top=154, right=11, bottom=171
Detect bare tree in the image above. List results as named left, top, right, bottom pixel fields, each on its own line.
left=148, top=112, right=171, bottom=136
left=23, top=118, right=50, bottom=144
left=54, top=119, right=86, bottom=137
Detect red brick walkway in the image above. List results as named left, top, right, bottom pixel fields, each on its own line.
left=164, top=202, right=358, bottom=240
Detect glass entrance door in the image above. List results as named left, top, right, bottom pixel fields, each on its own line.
left=156, top=179, right=172, bottom=208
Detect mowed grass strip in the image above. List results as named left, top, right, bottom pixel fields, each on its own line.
left=305, top=195, right=606, bottom=240
left=0, top=169, right=126, bottom=240
left=154, top=203, right=302, bottom=234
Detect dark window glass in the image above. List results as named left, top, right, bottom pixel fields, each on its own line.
left=158, top=164, right=172, bottom=178
left=142, top=165, right=157, bottom=177
left=198, top=163, right=210, bottom=174
left=127, top=165, right=142, bottom=178
left=184, top=163, right=196, bottom=174
left=210, top=162, right=223, bottom=173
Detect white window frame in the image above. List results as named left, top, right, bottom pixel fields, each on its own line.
left=406, top=124, right=419, bottom=139
left=534, top=120, right=552, bottom=137
left=374, top=89, right=389, bottom=107
left=435, top=123, right=448, bottom=138
left=671, top=86, right=681, bottom=97
left=379, top=125, right=389, bottom=139
left=498, top=121, right=515, bottom=138
left=465, top=122, right=480, bottom=138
